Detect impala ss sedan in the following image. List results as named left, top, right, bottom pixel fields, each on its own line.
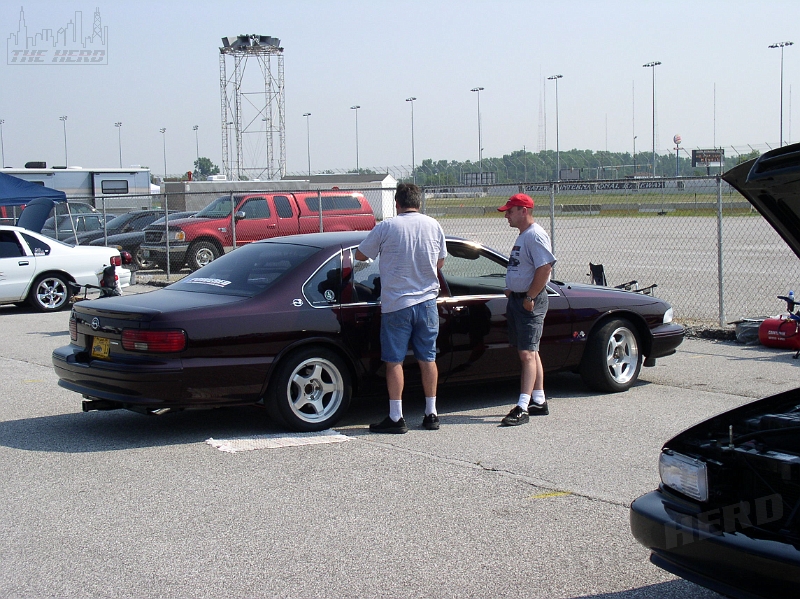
left=52, top=231, right=684, bottom=431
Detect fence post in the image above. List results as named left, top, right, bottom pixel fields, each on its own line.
left=102, top=196, right=107, bottom=247
left=318, top=191, right=323, bottom=232
left=716, top=175, right=725, bottom=327
left=549, top=182, right=556, bottom=278
left=165, top=191, right=170, bottom=281
left=231, top=192, right=236, bottom=249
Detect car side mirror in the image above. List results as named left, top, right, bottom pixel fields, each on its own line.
left=234, top=211, right=246, bottom=220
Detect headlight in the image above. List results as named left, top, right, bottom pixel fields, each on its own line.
left=168, top=230, right=186, bottom=242
left=663, top=307, right=673, bottom=323
left=659, top=450, right=708, bottom=502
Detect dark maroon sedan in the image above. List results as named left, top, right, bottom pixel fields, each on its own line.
left=53, top=231, right=684, bottom=431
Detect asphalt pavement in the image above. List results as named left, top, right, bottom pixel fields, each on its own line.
left=1, top=288, right=797, bottom=598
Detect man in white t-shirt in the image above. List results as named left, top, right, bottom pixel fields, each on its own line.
left=355, top=183, right=447, bottom=433
left=497, top=193, right=557, bottom=426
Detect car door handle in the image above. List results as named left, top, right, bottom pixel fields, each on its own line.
left=18, top=261, right=29, bottom=266
left=267, top=224, right=277, bottom=229
left=452, top=306, right=467, bottom=313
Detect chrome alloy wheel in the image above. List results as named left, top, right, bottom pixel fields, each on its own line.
left=605, top=326, right=639, bottom=385
left=285, top=357, right=345, bottom=424
left=35, top=276, right=69, bottom=311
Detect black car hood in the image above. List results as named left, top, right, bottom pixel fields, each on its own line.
left=722, top=142, right=800, bottom=260
left=89, top=231, right=144, bottom=246
left=16, top=197, right=58, bottom=233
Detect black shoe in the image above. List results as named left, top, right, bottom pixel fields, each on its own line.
left=369, top=416, right=408, bottom=434
left=528, top=400, right=549, bottom=416
left=422, top=413, right=440, bottom=430
left=501, top=406, right=530, bottom=426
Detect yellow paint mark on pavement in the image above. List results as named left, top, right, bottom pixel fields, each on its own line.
left=529, top=491, right=571, bottom=499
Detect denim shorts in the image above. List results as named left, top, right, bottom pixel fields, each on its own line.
left=507, top=291, right=548, bottom=351
left=380, top=299, right=439, bottom=363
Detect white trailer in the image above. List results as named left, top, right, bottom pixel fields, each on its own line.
left=2, top=165, right=152, bottom=213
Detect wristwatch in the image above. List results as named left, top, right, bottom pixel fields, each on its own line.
left=525, top=295, right=534, bottom=303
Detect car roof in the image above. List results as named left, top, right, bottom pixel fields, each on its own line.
left=258, top=230, right=371, bottom=248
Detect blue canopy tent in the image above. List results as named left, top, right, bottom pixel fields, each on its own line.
left=0, top=172, right=75, bottom=236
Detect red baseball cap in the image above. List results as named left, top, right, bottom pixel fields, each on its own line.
left=497, top=193, right=534, bottom=212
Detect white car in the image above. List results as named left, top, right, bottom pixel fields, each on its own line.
left=0, top=225, right=131, bottom=312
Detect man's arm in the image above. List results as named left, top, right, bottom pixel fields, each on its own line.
left=436, top=257, right=445, bottom=269
left=526, top=263, right=552, bottom=300
left=355, top=249, right=369, bottom=262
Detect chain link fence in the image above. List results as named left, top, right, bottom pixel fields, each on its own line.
left=48, top=175, right=800, bottom=328
left=422, top=176, right=800, bottom=327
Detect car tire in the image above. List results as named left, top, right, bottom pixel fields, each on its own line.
left=154, top=260, right=183, bottom=273
left=580, top=318, right=642, bottom=392
left=187, top=241, right=219, bottom=271
left=132, top=247, right=150, bottom=270
left=267, top=347, right=352, bottom=432
left=28, top=274, right=72, bottom=312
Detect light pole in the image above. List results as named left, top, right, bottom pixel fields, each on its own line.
left=192, top=125, right=199, bottom=163
left=643, top=61, right=661, bottom=176
left=59, top=115, right=68, bottom=167
left=159, top=128, right=167, bottom=181
left=350, top=105, right=360, bottom=173
left=547, top=75, right=563, bottom=180
left=114, top=122, right=122, bottom=168
left=769, top=41, right=794, bottom=146
left=633, top=135, right=637, bottom=176
left=0, top=119, right=5, bottom=168
left=405, top=97, right=416, bottom=183
left=303, top=113, right=311, bottom=176
left=470, top=87, right=484, bottom=179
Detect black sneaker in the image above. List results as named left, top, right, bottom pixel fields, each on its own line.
left=422, top=413, right=440, bottom=430
left=528, top=400, right=549, bottom=416
left=501, top=406, right=530, bottom=426
left=369, top=416, right=408, bottom=434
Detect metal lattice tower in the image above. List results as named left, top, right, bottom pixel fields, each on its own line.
left=219, top=35, right=285, bottom=181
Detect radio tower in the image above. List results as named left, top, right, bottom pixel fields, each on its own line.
left=219, top=35, right=285, bottom=181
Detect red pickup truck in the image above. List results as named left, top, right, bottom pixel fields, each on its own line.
left=141, top=191, right=376, bottom=272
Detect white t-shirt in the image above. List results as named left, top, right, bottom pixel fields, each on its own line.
left=505, top=222, right=556, bottom=293
left=357, top=211, right=447, bottom=313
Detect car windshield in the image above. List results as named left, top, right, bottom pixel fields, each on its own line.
left=167, top=242, right=320, bottom=297
left=195, top=197, right=234, bottom=219
left=103, top=213, right=132, bottom=229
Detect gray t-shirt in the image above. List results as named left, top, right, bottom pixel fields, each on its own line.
left=505, top=222, right=557, bottom=293
left=357, top=211, right=447, bottom=313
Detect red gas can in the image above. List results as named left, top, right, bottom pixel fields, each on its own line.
left=758, top=317, right=800, bottom=349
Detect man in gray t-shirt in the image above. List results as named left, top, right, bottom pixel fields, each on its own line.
left=356, top=183, right=447, bottom=434
left=497, top=193, right=556, bottom=426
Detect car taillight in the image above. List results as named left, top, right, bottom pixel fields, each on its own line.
left=69, top=316, right=77, bottom=341
left=110, top=255, right=122, bottom=267
left=121, top=329, right=186, bottom=353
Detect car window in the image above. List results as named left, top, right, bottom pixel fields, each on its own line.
left=167, top=241, right=319, bottom=297
left=274, top=196, right=293, bottom=218
left=20, top=232, right=51, bottom=256
left=349, top=248, right=382, bottom=304
left=441, top=242, right=507, bottom=296
left=303, top=252, right=343, bottom=306
left=195, top=196, right=234, bottom=218
left=241, top=197, right=270, bottom=219
left=0, top=231, right=24, bottom=258
left=132, top=214, right=159, bottom=228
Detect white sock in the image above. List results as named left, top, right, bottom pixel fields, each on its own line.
left=532, top=390, right=546, bottom=405
left=425, top=397, right=437, bottom=416
left=389, top=400, right=403, bottom=422
left=516, top=394, right=531, bottom=410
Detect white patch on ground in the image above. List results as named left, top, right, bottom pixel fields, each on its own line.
left=206, top=430, right=350, bottom=453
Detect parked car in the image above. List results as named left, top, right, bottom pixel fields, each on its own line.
left=86, top=210, right=192, bottom=270
left=630, top=143, right=800, bottom=599
left=140, top=191, right=375, bottom=272
left=41, top=213, right=108, bottom=243
left=53, top=231, right=683, bottom=430
left=0, top=225, right=131, bottom=311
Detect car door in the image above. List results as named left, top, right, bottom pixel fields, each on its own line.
left=233, top=196, right=277, bottom=244
left=0, top=230, right=35, bottom=302
left=337, top=247, right=453, bottom=394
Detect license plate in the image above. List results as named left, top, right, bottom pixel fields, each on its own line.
left=91, top=337, right=110, bottom=359
left=142, top=249, right=150, bottom=258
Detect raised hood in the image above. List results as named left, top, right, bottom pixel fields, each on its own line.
left=722, top=142, right=800, bottom=260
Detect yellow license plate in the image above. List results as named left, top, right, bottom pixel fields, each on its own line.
left=91, top=337, right=110, bottom=359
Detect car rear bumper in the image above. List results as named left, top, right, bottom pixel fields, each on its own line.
left=52, top=344, right=270, bottom=408
left=630, top=489, right=800, bottom=599
left=649, top=323, right=684, bottom=359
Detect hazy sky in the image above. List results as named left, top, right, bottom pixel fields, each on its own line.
left=2, top=0, right=799, bottom=177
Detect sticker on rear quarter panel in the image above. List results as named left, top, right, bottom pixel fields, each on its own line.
left=185, top=278, right=232, bottom=288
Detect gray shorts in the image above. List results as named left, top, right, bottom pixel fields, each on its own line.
left=506, top=290, right=548, bottom=351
